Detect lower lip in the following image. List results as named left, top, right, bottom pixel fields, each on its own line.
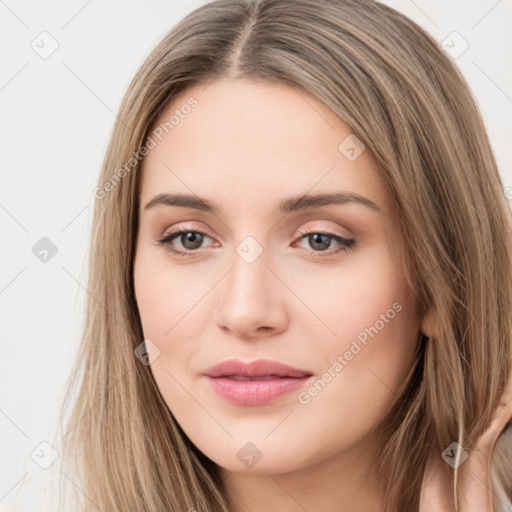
left=206, top=375, right=312, bottom=406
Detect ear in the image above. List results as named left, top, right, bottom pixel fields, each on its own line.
left=420, top=308, right=437, bottom=339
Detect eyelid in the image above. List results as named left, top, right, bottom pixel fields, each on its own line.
left=295, top=222, right=353, bottom=240
left=155, top=222, right=355, bottom=258
left=159, top=220, right=352, bottom=240
left=157, top=221, right=210, bottom=239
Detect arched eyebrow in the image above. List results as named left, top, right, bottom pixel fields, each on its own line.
left=143, top=192, right=381, bottom=214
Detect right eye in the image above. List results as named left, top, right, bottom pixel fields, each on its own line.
left=156, top=229, right=214, bottom=258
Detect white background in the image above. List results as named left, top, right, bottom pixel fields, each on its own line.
left=1, top=0, right=511, bottom=510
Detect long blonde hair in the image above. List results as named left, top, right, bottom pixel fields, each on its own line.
left=57, top=0, right=512, bottom=510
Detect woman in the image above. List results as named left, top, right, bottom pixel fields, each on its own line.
left=58, top=0, right=512, bottom=510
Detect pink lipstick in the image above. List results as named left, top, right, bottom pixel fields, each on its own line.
left=203, top=358, right=313, bottom=406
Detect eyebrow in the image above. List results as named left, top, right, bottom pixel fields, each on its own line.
left=143, top=191, right=382, bottom=214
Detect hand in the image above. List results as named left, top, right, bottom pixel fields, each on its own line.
left=419, top=371, right=512, bottom=511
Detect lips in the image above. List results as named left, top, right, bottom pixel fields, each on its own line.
left=203, top=358, right=313, bottom=379
left=203, top=358, right=314, bottom=406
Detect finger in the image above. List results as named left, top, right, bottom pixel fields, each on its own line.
left=456, top=374, right=512, bottom=512
left=457, top=446, right=493, bottom=512
left=419, top=453, right=454, bottom=512
left=420, top=371, right=512, bottom=512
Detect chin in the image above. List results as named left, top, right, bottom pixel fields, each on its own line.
left=195, top=437, right=318, bottom=476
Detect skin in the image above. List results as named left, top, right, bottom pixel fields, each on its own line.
left=133, top=78, right=510, bottom=511
left=420, top=375, right=512, bottom=511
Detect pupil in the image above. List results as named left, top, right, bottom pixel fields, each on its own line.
left=183, top=232, right=203, bottom=250
left=310, top=233, right=330, bottom=251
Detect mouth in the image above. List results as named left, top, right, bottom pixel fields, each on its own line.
left=203, top=358, right=314, bottom=406
left=221, top=375, right=299, bottom=381
left=205, top=375, right=313, bottom=406
left=203, top=358, right=313, bottom=379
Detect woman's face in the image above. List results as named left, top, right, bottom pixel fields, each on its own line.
left=134, top=78, right=425, bottom=476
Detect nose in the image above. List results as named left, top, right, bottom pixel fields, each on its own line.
left=213, top=243, right=288, bottom=340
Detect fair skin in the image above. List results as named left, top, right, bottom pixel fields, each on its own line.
left=133, top=78, right=511, bottom=511
left=420, top=375, right=512, bottom=511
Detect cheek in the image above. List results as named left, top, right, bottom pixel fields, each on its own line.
left=295, top=242, right=419, bottom=411
left=133, top=250, right=218, bottom=398
left=295, top=241, right=414, bottom=345
left=133, top=254, right=207, bottom=410
left=134, top=250, right=210, bottom=341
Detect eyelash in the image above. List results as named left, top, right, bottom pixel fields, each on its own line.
left=155, top=227, right=355, bottom=259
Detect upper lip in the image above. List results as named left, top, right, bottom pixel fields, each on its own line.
left=203, top=358, right=313, bottom=378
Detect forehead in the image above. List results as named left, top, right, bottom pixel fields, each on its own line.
left=139, top=79, right=390, bottom=215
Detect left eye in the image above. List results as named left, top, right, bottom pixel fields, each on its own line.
left=295, top=231, right=355, bottom=255
left=156, top=229, right=355, bottom=258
